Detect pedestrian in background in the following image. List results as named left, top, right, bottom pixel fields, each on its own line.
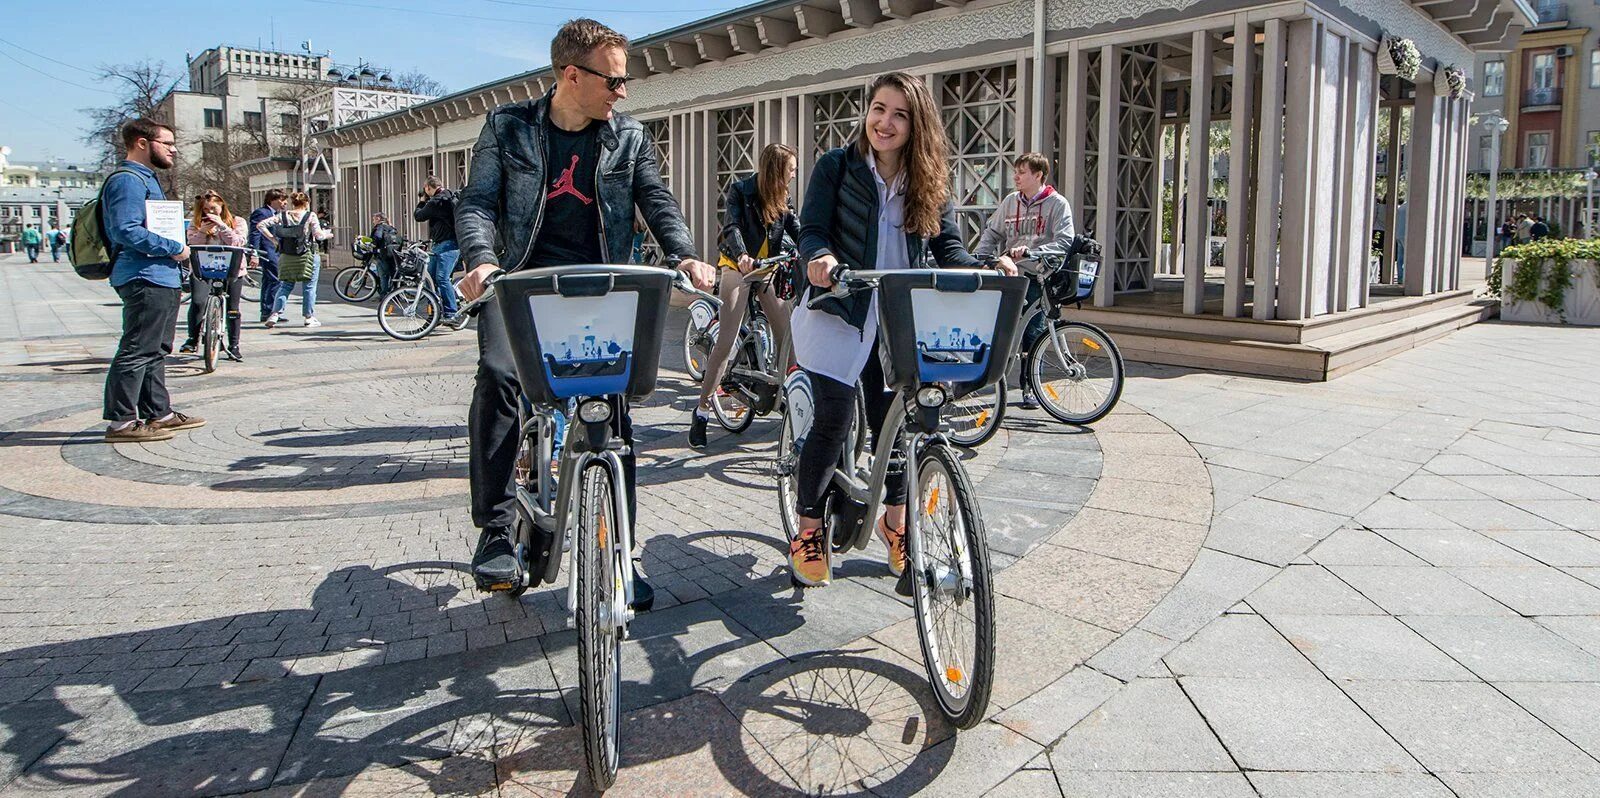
left=46, top=223, right=66, bottom=262
left=20, top=225, right=41, bottom=262
left=414, top=176, right=461, bottom=321
left=257, top=191, right=333, bottom=328
left=248, top=189, right=288, bottom=323
left=180, top=190, right=250, bottom=361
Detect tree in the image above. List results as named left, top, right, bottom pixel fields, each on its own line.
left=79, top=60, right=183, bottom=171
left=390, top=69, right=446, bottom=97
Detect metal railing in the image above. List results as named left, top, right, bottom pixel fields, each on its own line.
left=1533, top=1, right=1567, bottom=23
left=1523, top=86, right=1562, bottom=107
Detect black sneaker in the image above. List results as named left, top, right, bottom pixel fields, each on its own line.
left=630, top=563, right=655, bottom=613
left=1020, top=390, right=1040, bottom=410
left=179, top=340, right=197, bottom=354
left=688, top=412, right=708, bottom=449
left=225, top=346, right=243, bottom=362
left=472, top=527, right=520, bottom=589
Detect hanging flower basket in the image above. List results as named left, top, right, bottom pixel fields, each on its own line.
left=1377, top=36, right=1421, bottom=80
left=1436, top=65, right=1467, bottom=98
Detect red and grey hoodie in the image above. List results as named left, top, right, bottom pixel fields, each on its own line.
left=973, top=185, right=1076, bottom=259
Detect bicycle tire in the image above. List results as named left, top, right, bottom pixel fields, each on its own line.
left=202, top=298, right=222, bottom=373
left=241, top=271, right=261, bottom=304
left=776, top=411, right=802, bottom=549
left=378, top=287, right=441, bottom=341
left=908, top=442, right=994, bottom=728
left=1029, top=321, right=1124, bottom=426
left=683, top=305, right=716, bottom=382
left=576, top=462, right=623, bottom=791
left=335, top=265, right=378, bottom=302
left=710, top=346, right=755, bottom=434
left=945, top=378, right=1005, bottom=448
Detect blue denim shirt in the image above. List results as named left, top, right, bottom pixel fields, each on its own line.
left=105, top=160, right=184, bottom=289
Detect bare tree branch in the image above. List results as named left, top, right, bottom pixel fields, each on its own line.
left=78, top=60, right=182, bottom=171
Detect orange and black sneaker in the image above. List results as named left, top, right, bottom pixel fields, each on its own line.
left=789, top=526, right=831, bottom=587
left=877, top=516, right=907, bottom=577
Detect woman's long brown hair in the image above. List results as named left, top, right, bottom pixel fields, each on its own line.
left=756, top=143, right=797, bottom=226
left=853, top=72, right=952, bottom=238
left=190, top=190, right=236, bottom=236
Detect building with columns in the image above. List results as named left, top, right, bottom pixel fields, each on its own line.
left=318, top=0, right=1535, bottom=379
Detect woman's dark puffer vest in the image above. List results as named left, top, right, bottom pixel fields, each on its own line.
left=797, top=145, right=979, bottom=331
left=720, top=175, right=801, bottom=262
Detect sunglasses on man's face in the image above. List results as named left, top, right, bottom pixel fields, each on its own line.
left=572, top=63, right=629, bottom=92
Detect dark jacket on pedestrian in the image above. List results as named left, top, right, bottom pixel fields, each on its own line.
left=797, top=145, right=979, bottom=332
left=1530, top=219, right=1551, bottom=239
left=248, top=206, right=280, bottom=266
left=719, top=175, right=800, bottom=263
left=455, top=90, right=695, bottom=272
left=414, top=189, right=458, bottom=244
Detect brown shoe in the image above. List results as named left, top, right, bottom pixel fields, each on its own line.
left=105, top=421, right=176, bottom=443
left=877, top=516, right=907, bottom=577
left=788, top=526, right=831, bottom=587
left=148, top=412, right=206, bottom=432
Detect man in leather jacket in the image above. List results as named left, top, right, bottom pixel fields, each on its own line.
left=455, top=17, right=714, bottom=605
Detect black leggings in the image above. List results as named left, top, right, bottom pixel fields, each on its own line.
left=795, top=343, right=906, bottom=519
left=186, top=275, right=244, bottom=348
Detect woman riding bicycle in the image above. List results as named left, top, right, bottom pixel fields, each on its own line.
left=689, top=143, right=800, bottom=449
left=180, top=190, right=250, bottom=362
left=788, top=72, right=1015, bottom=586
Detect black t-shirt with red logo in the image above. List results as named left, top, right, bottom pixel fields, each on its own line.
left=531, top=118, right=604, bottom=267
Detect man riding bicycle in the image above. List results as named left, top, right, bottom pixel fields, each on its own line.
left=455, top=18, right=716, bottom=607
left=971, top=152, right=1075, bottom=410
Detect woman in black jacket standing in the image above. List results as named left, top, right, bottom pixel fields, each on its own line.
left=689, top=144, right=801, bottom=448
left=786, top=72, right=1016, bottom=587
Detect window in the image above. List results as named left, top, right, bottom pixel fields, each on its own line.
left=1592, top=51, right=1600, bottom=88
left=1588, top=131, right=1600, bottom=166
left=279, top=113, right=300, bottom=131
left=1527, top=131, right=1552, bottom=168
left=1532, top=53, right=1557, bottom=89
left=203, top=108, right=224, bottom=128
left=243, top=111, right=263, bottom=131
left=1484, top=61, right=1505, bottom=96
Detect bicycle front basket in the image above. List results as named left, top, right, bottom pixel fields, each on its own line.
left=874, top=269, right=1028, bottom=395
left=493, top=264, right=672, bottom=405
left=190, top=245, right=242, bottom=281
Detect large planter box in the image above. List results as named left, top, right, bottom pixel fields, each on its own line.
left=1501, top=258, right=1600, bottom=325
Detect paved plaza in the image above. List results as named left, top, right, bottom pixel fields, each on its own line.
left=0, top=252, right=1596, bottom=796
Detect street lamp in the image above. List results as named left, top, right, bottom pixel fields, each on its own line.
left=1586, top=169, right=1597, bottom=239
left=1482, top=113, right=1509, bottom=268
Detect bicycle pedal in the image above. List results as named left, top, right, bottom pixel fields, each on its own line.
left=894, top=568, right=914, bottom=597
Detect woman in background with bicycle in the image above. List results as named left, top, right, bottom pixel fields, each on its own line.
left=256, top=191, right=333, bottom=329
left=689, top=143, right=801, bottom=449
left=180, top=190, right=250, bottom=362
left=787, top=72, right=1014, bottom=586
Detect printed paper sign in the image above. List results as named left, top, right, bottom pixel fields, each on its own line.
left=144, top=200, right=186, bottom=246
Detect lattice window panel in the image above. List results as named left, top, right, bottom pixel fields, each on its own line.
left=715, top=106, right=757, bottom=217
left=812, top=88, right=864, bottom=159
left=942, top=65, right=1018, bottom=247
left=638, top=118, right=673, bottom=264
left=1114, top=44, right=1159, bottom=293
left=1082, top=50, right=1102, bottom=241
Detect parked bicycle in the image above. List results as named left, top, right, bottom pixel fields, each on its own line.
left=467, top=264, right=673, bottom=790
left=674, top=250, right=796, bottom=433
left=947, top=237, right=1125, bottom=446
left=377, top=240, right=466, bottom=340
left=334, top=236, right=386, bottom=302
left=186, top=244, right=259, bottom=372
left=775, top=265, right=1027, bottom=728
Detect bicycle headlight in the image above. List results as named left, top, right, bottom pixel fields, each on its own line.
left=916, top=386, right=948, bottom=408
left=578, top=399, right=613, bottom=424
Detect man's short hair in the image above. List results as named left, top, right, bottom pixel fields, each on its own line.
left=373, top=212, right=388, bottom=222
left=120, top=118, right=173, bottom=149
left=1015, top=152, right=1050, bottom=177
left=551, top=18, right=629, bottom=70
left=263, top=188, right=288, bottom=204
left=424, top=176, right=443, bottom=191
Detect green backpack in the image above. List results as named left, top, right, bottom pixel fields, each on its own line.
left=69, top=168, right=142, bottom=280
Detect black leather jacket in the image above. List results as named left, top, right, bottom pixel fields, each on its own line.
left=413, top=190, right=457, bottom=244
left=797, top=145, right=979, bottom=330
left=456, top=92, right=695, bottom=271
left=720, top=175, right=799, bottom=262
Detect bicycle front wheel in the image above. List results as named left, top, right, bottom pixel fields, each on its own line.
left=240, top=270, right=261, bottom=304
left=682, top=305, right=716, bottom=382
left=378, top=288, right=441, bottom=341
left=945, top=378, right=1004, bottom=448
left=908, top=442, right=994, bottom=728
left=335, top=265, right=378, bottom=302
left=576, top=463, right=623, bottom=791
left=202, top=299, right=223, bottom=373
left=1029, top=321, right=1124, bottom=426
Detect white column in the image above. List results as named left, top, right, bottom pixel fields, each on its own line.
left=1223, top=17, right=1255, bottom=317
left=1094, top=45, right=1120, bottom=308
left=1059, top=46, right=1087, bottom=224
left=1449, top=98, right=1470, bottom=290
left=1252, top=18, right=1287, bottom=320
left=797, top=94, right=815, bottom=207
left=1351, top=45, right=1379, bottom=309
left=1308, top=27, right=1343, bottom=317
left=1170, top=121, right=1186, bottom=277
left=1183, top=31, right=1213, bottom=315
left=1277, top=18, right=1319, bottom=320
left=1405, top=78, right=1442, bottom=296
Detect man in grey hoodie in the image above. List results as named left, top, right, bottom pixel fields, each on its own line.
left=974, top=152, right=1075, bottom=410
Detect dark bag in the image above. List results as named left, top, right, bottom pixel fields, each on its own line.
left=271, top=211, right=314, bottom=257
left=67, top=168, right=142, bottom=280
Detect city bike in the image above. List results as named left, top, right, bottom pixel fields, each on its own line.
left=187, top=244, right=256, bottom=373
left=471, top=264, right=674, bottom=791
left=377, top=240, right=466, bottom=340
left=775, top=265, right=1028, bottom=728
left=673, top=251, right=796, bottom=433
left=333, top=236, right=386, bottom=302
left=947, top=237, right=1124, bottom=446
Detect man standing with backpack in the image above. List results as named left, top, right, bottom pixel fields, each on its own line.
left=101, top=118, right=204, bottom=443
left=414, top=176, right=462, bottom=324
left=46, top=224, right=66, bottom=262
left=248, top=189, right=288, bottom=323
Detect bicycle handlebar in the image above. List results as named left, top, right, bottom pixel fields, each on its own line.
left=455, top=268, right=508, bottom=316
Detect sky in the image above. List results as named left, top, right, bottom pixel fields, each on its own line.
left=0, top=0, right=741, bottom=163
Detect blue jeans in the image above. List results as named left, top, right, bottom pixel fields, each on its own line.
left=273, top=256, right=319, bottom=318
left=429, top=241, right=460, bottom=316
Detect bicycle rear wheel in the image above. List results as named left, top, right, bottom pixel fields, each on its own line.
left=576, top=462, right=623, bottom=791
left=945, top=378, right=1004, bottom=448
left=682, top=303, right=716, bottom=381
left=202, top=298, right=223, bottom=373
left=378, top=287, right=441, bottom=340
left=908, top=442, right=994, bottom=728
left=240, top=270, right=261, bottom=304
left=335, top=265, right=378, bottom=302
left=1029, top=321, right=1124, bottom=426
